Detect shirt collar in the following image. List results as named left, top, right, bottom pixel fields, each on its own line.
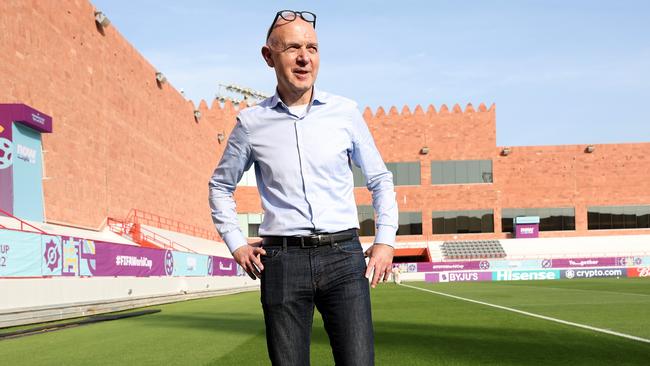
left=268, top=87, right=328, bottom=110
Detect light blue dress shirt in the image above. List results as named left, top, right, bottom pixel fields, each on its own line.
left=209, top=88, right=398, bottom=254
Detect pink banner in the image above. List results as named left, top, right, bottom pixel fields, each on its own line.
left=417, top=260, right=491, bottom=272
left=92, top=241, right=170, bottom=277
left=544, top=257, right=619, bottom=269
left=209, top=256, right=238, bottom=276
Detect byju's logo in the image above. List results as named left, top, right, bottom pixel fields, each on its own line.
left=439, top=272, right=449, bottom=283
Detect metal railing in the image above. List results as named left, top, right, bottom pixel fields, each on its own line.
left=0, top=208, right=49, bottom=235
left=107, top=217, right=196, bottom=253
left=125, top=209, right=221, bottom=242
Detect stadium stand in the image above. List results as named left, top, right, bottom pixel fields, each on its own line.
left=441, top=240, right=506, bottom=260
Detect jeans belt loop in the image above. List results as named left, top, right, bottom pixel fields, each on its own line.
left=282, top=237, right=287, bottom=252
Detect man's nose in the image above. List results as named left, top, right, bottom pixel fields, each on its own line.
left=296, top=48, right=310, bottom=65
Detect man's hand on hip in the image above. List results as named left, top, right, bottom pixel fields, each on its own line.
left=364, top=243, right=394, bottom=288
left=232, top=241, right=265, bottom=280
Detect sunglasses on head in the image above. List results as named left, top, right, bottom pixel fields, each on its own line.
left=266, top=10, right=317, bottom=41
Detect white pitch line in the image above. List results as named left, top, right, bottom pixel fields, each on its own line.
left=401, top=283, right=650, bottom=345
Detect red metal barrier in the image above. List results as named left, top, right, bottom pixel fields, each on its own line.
left=0, top=208, right=49, bottom=234
left=125, top=209, right=221, bottom=242
left=107, top=217, right=196, bottom=253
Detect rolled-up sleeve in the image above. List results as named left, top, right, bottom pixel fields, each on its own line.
left=349, top=110, right=398, bottom=246
left=208, top=119, right=254, bottom=254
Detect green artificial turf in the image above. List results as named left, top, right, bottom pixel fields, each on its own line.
left=1, top=278, right=649, bottom=365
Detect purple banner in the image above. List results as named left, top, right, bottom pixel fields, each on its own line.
left=417, top=260, right=491, bottom=272
left=515, top=224, right=539, bottom=238
left=543, top=257, right=619, bottom=269
left=209, top=256, right=238, bottom=276
left=91, top=241, right=170, bottom=277
left=425, top=271, right=493, bottom=283
left=0, top=104, right=52, bottom=133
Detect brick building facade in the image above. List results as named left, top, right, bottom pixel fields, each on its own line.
left=1, top=1, right=649, bottom=243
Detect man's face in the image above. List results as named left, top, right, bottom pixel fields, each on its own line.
left=263, top=18, right=319, bottom=100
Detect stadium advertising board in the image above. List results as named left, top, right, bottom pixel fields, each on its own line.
left=425, top=271, right=493, bottom=283
left=627, top=267, right=650, bottom=278
left=414, top=257, right=649, bottom=274
left=560, top=268, right=626, bottom=279
left=543, top=257, right=619, bottom=268
left=616, top=256, right=647, bottom=267
left=486, top=259, right=540, bottom=271
left=0, top=230, right=43, bottom=277
left=93, top=241, right=170, bottom=276
left=0, top=230, right=240, bottom=278
left=171, top=251, right=208, bottom=276
left=493, top=270, right=560, bottom=281
left=417, top=260, right=489, bottom=272
left=209, top=256, right=238, bottom=276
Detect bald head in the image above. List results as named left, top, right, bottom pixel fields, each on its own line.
left=266, top=17, right=317, bottom=48
left=261, top=15, right=320, bottom=106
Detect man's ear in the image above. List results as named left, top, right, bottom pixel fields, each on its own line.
left=261, top=46, right=274, bottom=68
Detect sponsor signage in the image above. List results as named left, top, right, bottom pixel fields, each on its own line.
left=0, top=231, right=43, bottom=277
left=92, top=241, right=169, bottom=277
left=417, top=261, right=486, bottom=272
left=0, top=230, right=239, bottom=278
left=627, top=267, right=650, bottom=278
left=515, top=224, right=539, bottom=238
left=561, top=268, right=626, bottom=279
left=546, top=257, right=619, bottom=268
left=493, top=270, right=560, bottom=281
left=425, top=271, right=492, bottom=283
left=209, top=256, right=238, bottom=276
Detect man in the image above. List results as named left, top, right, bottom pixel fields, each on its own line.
left=209, top=10, right=398, bottom=365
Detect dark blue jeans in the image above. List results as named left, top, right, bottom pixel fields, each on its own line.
left=260, top=238, right=374, bottom=366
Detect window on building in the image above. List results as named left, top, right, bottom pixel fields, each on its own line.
left=357, top=205, right=376, bottom=236
left=432, top=210, right=494, bottom=234
left=398, top=212, right=422, bottom=235
left=237, top=213, right=263, bottom=237
left=431, top=160, right=493, bottom=185
left=352, top=162, right=420, bottom=187
left=501, top=208, right=575, bottom=232
left=588, top=205, right=650, bottom=230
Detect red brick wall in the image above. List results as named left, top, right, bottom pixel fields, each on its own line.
left=2, top=1, right=649, bottom=241
left=0, top=0, right=239, bottom=230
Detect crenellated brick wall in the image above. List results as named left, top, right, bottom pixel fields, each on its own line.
left=1, top=0, right=649, bottom=241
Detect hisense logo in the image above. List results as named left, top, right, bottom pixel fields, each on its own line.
left=495, top=270, right=558, bottom=281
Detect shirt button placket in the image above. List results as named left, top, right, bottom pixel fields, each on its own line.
left=294, top=119, right=316, bottom=230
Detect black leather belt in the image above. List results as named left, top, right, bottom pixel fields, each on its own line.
left=262, top=229, right=358, bottom=248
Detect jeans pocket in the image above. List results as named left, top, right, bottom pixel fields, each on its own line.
left=261, top=247, right=283, bottom=262
left=334, top=240, right=364, bottom=255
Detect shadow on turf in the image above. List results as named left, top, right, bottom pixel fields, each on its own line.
left=143, top=313, right=649, bottom=365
